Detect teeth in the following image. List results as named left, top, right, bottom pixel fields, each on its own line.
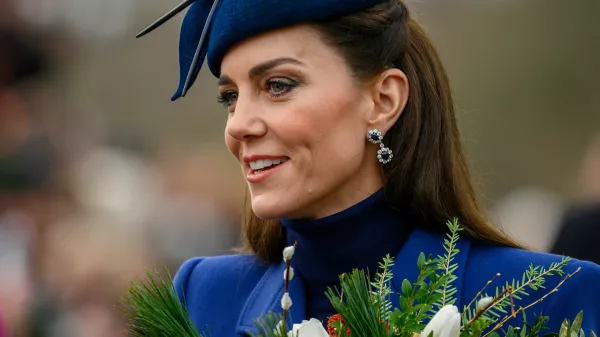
left=249, top=158, right=287, bottom=171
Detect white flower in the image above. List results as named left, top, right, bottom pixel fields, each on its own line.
left=284, top=267, right=295, bottom=281
left=287, top=318, right=329, bottom=337
left=283, top=246, right=296, bottom=262
left=420, top=305, right=461, bottom=337
left=476, top=297, right=494, bottom=312
left=281, top=293, right=293, bottom=310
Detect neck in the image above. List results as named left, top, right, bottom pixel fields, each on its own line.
left=280, top=189, right=414, bottom=323
left=280, top=189, right=413, bottom=283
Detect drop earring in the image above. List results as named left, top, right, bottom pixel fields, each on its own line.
left=367, top=129, right=393, bottom=164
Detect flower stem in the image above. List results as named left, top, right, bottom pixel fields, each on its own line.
left=282, top=241, right=298, bottom=332
left=481, top=267, right=581, bottom=337
left=464, top=273, right=501, bottom=313
left=467, top=287, right=512, bottom=327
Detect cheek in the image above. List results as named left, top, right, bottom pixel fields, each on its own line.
left=279, top=91, right=366, bottom=168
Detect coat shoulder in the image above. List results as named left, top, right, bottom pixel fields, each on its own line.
left=173, top=254, right=272, bottom=335
left=465, top=242, right=600, bottom=332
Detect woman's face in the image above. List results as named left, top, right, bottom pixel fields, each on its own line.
left=221, top=25, right=384, bottom=219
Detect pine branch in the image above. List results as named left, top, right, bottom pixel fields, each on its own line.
left=370, top=254, right=395, bottom=320
left=120, top=267, right=205, bottom=337
left=435, top=218, right=462, bottom=309
left=326, top=269, right=388, bottom=337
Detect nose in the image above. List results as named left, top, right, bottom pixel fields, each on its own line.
left=225, top=100, right=267, bottom=142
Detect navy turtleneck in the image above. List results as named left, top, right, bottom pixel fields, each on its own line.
left=280, top=189, right=414, bottom=324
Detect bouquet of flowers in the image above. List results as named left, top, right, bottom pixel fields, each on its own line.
left=120, top=219, right=593, bottom=337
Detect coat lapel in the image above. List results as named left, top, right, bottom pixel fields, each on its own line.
left=391, top=227, right=472, bottom=310
left=236, top=261, right=307, bottom=336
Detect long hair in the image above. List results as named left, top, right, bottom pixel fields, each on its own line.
left=240, top=0, right=520, bottom=263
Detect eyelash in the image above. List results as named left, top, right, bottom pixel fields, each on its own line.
left=217, top=77, right=299, bottom=109
left=217, top=91, right=237, bottom=108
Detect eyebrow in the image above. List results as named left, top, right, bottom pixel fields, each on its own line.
left=218, top=57, right=305, bottom=86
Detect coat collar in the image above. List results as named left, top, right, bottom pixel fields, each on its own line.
left=235, top=227, right=472, bottom=336
left=235, top=261, right=307, bottom=336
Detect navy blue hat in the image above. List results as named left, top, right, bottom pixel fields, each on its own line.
left=137, top=0, right=388, bottom=101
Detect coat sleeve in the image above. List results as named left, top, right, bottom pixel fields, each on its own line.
left=542, top=259, right=600, bottom=334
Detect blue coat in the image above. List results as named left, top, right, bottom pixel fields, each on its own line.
left=174, top=227, right=600, bottom=336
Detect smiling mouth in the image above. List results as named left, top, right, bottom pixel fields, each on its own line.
left=249, top=158, right=289, bottom=174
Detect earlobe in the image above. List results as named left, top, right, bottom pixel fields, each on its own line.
left=368, top=68, right=409, bottom=132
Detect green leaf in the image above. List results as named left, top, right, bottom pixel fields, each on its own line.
left=402, top=279, right=412, bottom=297
left=560, top=319, right=571, bottom=337
left=415, top=287, right=429, bottom=303
left=572, top=311, right=584, bottom=336
left=418, top=252, right=426, bottom=270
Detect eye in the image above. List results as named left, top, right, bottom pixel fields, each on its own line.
left=217, top=91, right=238, bottom=108
left=266, top=78, right=298, bottom=98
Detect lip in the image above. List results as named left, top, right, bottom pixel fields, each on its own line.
left=243, top=155, right=289, bottom=183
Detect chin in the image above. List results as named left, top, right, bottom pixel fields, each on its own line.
left=251, top=193, right=296, bottom=220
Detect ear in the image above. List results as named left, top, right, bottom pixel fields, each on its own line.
left=366, top=68, right=409, bottom=133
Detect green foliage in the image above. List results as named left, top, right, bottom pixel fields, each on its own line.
left=386, top=219, right=463, bottom=337
left=462, top=257, right=570, bottom=332
left=120, top=267, right=206, bottom=337
left=370, top=254, right=395, bottom=321
left=248, top=312, right=287, bottom=337
left=556, top=312, right=592, bottom=337
left=326, top=269, right=389, bottom=336
left=434, top=218, right=462, bottom=309
left=389, top=253, right=441, bottom=337
left=519, top=313, right=549, bottom=337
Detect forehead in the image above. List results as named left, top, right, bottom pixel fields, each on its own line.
left=220, top=24, right=342, bottom=75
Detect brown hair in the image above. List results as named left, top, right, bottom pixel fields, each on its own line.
left=240, top=0, right=520, bottom=263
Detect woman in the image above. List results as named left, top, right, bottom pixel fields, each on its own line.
left=138, top=0, right=600, bottom=335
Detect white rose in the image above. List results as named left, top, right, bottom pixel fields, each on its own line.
left=288, top=318, right=329, bottom=337
left=420, top=305, right=461, bottom=337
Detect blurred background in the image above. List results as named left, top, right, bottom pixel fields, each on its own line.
left=0, top=0, right=599, bottom=335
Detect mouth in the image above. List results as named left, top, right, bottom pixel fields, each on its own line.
left=244, top=156, right=289, bottom=183
left=248, top=157, right=289, bottom=174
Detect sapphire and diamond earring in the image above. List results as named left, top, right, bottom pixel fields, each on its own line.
left=367, top=129, right=393, bottom=164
